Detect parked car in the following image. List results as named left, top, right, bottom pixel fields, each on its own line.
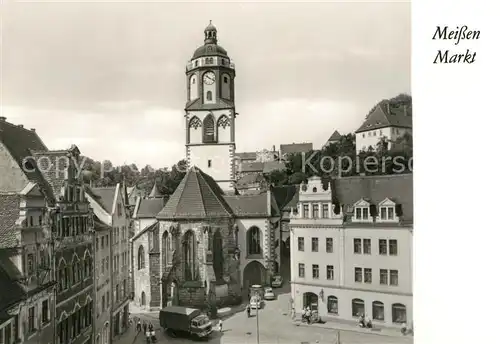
left=264, top=287, right=275, bottom=300
left=250, top=296, right=263, bottom=309
left=250, top=284, right=264, bottom=300
left=271, top=275, right=283, bottom=288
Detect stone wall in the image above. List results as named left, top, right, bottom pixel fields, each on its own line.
left=158, top=219, right=243, bottom=309
left=149, top=252, right=161, bottom=309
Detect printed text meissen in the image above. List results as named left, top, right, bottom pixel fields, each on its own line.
left=432, top=25, right=479, bottom=64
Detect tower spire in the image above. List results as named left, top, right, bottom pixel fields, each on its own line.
left=204, top=20, right=217, bottom=45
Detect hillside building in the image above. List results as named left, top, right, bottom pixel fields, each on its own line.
left=355, top=102, right=412, bottom=153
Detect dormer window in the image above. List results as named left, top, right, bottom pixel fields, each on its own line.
left=353, top=199, right=371, bottom=222
left=377, top=198, right=399, bottom=222
left=355, top=207, right=369, bottom=220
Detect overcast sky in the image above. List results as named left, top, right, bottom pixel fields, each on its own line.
left=1, top=1, right=410, bottom=169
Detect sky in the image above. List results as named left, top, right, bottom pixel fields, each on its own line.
left=0, top=0, right=411, bottom=169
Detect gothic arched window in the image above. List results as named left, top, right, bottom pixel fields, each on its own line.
left=206, top=91, right=213, bottom=101
left=183, top=230, right=197, bottom=281
left=58, top=258, right=67, bottom=291
left=73, top=260, right=81, bottom=283
left=247, top=226, right=262, bottom=256
left=162, top=231, right=169, bottom=269
left=138, top=245, right=145, bottom=270
left=213, top=229, right=224, bottom=281
left=203, top=115, right=216, bottom=143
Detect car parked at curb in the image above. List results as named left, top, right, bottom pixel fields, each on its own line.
left=271, top=275, right=283, bottom=288
left=264, top=287, right=275, bottom=300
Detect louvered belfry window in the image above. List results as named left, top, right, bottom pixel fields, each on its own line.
left=203, top=115, right=216, bottom=143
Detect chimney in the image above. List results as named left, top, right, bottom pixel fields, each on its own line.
left=272, top=145, right=275, bottom=152
left=0, top=116, right=6, bottom=122
left=18, top=124, right=24, bottom=128
left=30, top=128, right=36, bottom=132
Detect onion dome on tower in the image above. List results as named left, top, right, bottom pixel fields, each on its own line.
left=191, top=20, right=229, bottom=60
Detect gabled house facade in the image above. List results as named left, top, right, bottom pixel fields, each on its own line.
left=289, top=174, right=413, bottom=328
left=355, top=102, right=412, bottom=153
left=0, top=186, right=56, bottom=344
left=0, top=119, right=94, bottom=344
left=85, top=184, right=130, bottom=342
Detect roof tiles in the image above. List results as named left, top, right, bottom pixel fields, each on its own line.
left=0, top=193, right=21, bottom=248
left=355, top=102, right=412, bottom=133
left=157, top=167, right=234, bottom=220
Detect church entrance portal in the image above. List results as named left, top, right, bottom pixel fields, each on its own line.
left=243, top=261, right=266, bottom=294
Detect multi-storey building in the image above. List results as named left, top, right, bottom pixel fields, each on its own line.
left=85, top=184, right=130, bottom=341
left=290, top=174, right=413, bottom=328
left=34, top=147, right=95, bottom=344
left=1, top=118, right=94, bottom=344
left=0, top=186, right=56, bottom=344
left=355, top=102, right=412, bottom=153
left=89, top=217, right=111, bottom=344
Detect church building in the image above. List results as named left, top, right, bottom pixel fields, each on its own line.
left=129, top=22, right=297, bottom=312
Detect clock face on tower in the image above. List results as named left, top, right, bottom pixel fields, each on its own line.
left=203, top=72, right=216, bottom=85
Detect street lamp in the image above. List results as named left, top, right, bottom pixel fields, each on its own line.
left=256, top=304, right=260, bottom=344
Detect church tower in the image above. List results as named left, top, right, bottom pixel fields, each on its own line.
left=185, top=22, right=236, bottom=192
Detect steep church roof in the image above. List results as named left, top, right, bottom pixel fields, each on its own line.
left=157, top=166, right=234, bottom=220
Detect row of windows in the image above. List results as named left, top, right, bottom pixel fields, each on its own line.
left=54, top=215, right=91, bottom=238
left=354, top=238, right=398, bottom=255
left=25, top=213, right=45, bottom=228
left=57, top=257, right=93, bottom=292
left=112, top=251, right=129, bottom=274
left=297, top=264, right=399, bottom=286
left=297, top=237, right=398, bottom=256
left=300, top=203, right=332, bottom=219
left=354, top=267, right=399, bottom=286
left=298, top=237, right=333, bottom=252
left=112, top=226, right=128, bottom=245
left=24, top=299, right=50, bottom=336
left=354, top=205, right=398, bottom=221
left=64, top=185, right=86, bottom=203
left=319, top=296, right=407, bottom=323
left=25, top=250, right=50, bottom=276
left=298, top=264, right=335, bottom=280
left=0, top=299, right=51, bottom=344
left=360, top=128, right=402, bottom=139
left=188, top=114, right=230, bottom=144
left=192, top=58, right=230, bottom=68
left=97, top=279, right=128, bottom=316
left=57, top=302, right=93, bottom=344
left=96, top=235, right=109, bottom=251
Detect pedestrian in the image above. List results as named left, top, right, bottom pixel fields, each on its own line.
left=143, top=322, right=147, bottom=334
left=217, top=319, right=223, bottom=332
left=148, top=322, right=153, bottom=331
left=136, top=319, right=141, bottom=332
